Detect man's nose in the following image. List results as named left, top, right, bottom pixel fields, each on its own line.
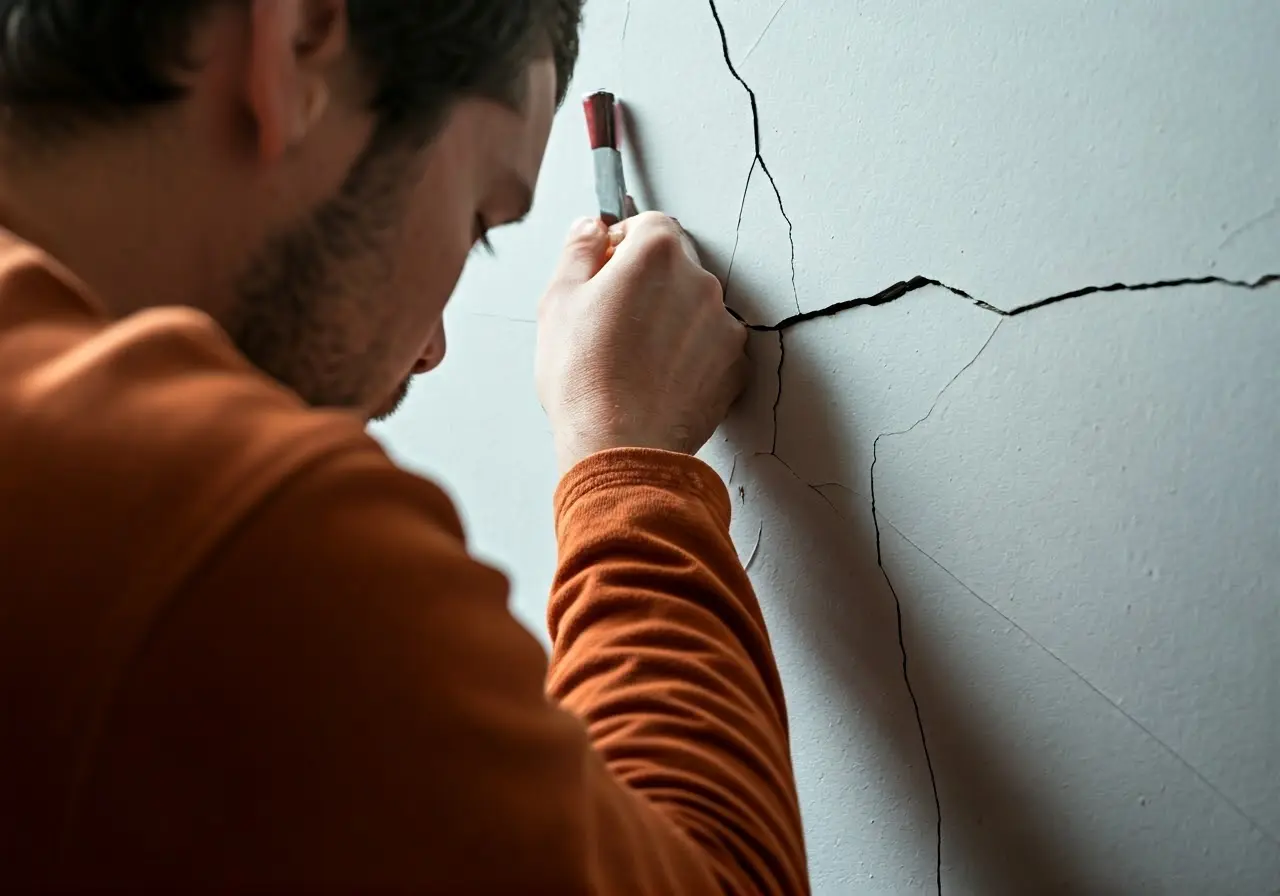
left=414, top=329, right=447, bottom=374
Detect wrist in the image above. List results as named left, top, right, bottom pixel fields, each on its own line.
left=554, top=427, right=694, bottom=477
left=554, top=447, right=734, bottom=533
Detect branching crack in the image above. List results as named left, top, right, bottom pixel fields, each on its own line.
left=709, top=0, right=800, bottom=316
left=742, top=270, right=1279, bottom=894
left=705, top=1, right=1280, bottom=891
left=744, top=270, right=1280, bottom=571
left=865, top=324, right=1002, bottom=893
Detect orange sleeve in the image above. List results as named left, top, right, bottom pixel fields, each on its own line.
left=63, top=443, right=808, bottom=894
left=548, top=449, right=808, bottom=894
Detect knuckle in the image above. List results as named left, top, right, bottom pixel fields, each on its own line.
left=696, top=271, right=725, bottom=305
left=633, top=210, right=670, bottom=228
left=634, top=228, right=683, bottom=267
left=621, top=211, right=669, bottom=244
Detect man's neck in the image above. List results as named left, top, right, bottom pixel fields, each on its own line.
left=0, top=128, right=242, bottom=324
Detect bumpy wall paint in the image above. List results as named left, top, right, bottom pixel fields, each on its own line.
left=375, top=1, right=1280, bottom=892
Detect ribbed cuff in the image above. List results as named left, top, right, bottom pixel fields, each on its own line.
left=554, top=448, right=731, bottom=527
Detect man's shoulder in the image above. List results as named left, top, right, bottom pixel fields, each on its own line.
left=0, top=302, right=380, bottom=593
left=0, top=299, right=490, bottom=884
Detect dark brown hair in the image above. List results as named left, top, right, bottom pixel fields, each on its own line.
left=0, top=0, right=584, bottom=140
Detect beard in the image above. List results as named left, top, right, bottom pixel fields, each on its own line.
left=225, top=135, right=417, bottom=418
left=370, top=375, right=414, bottom=422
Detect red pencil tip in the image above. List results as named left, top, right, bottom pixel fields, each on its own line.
left=583, top=90, right=618, bottom=150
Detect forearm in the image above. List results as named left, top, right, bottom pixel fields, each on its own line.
left=548, top=448, right=808, bottom=895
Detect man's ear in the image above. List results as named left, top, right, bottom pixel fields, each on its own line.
left=245, top=0, right=349, bottom=162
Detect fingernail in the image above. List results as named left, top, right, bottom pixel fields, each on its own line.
left=572, top=217, right=600, bottom=238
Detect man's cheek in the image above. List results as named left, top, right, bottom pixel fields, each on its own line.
left=387, top=230, right=459, bottom=336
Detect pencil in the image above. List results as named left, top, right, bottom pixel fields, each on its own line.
left=583, top=90, right=629, bottom=225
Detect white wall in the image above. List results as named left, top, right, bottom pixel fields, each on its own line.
left=374, top=1, right=1280, bottom=892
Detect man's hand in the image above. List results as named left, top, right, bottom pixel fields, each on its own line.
left=536, top=213, right=749, bottom=475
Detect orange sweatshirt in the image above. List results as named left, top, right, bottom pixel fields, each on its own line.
left=0, top=229, right=808, bottom=894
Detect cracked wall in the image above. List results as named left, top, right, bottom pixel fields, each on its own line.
left=374, top=1, right=1280, bottom=893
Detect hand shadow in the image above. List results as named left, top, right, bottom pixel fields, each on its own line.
left=618, top=102, right=665, bottom=215
left=701, top=246, right=1103, bottom=895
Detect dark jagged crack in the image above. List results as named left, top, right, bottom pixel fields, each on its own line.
left=708, top=0, right=801, bottom=316
left=771, top=331, right=786, bottom=454
left=737, top=273, right=1280, bottom=479
left=728, top=272, right=1280, bottom=333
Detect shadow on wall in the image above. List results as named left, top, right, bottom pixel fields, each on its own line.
left=704, top=247, right=1103, bottom=896
left=619, top=103, right=665, bottom=216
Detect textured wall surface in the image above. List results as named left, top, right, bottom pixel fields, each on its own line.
left=374, top=1, right=1280, bottom=892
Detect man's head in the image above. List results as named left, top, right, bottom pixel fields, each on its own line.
left=0, top=0, right=584, bottom=419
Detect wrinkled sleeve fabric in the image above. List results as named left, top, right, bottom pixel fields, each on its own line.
left=66, top=443, right=808, bottom=894
left=548, top=449, right=808, bottom=894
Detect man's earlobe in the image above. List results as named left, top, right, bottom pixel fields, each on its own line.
left=246, top=0, right=345, bottom=161
left=246, top=0, right=301, bottom=162
left=292, top=83, right=330, bottom=146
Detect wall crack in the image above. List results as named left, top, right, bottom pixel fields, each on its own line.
left=709, top=0, right=801, bottom=316
left=705, top=1, right=1280, bottom=891
left=1220, top=198, right=1280, bottom=252
left=728, top=271, right=1280, bottom=333
left=742, top=0, right=794, bottom=65
left=867, top=322, right=1004, bottom=891
left=738, top=268, right=1280, bottom=894
left=882, top=515, right=1280, bottom=851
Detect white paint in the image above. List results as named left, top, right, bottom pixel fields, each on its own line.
left=375, top=1, right=1280, bottom=891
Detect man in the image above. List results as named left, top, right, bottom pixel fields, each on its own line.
left=0, top=1, right=808, bottom=892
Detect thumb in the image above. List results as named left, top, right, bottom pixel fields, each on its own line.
left=550, top=217, right=610, bottom=288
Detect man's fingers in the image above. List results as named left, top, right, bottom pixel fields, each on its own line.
left=549, top=217, right=610, bottom=288
left=608, top=211, right=701, bottom=266
left=607, top=210, right=665, bottom=241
